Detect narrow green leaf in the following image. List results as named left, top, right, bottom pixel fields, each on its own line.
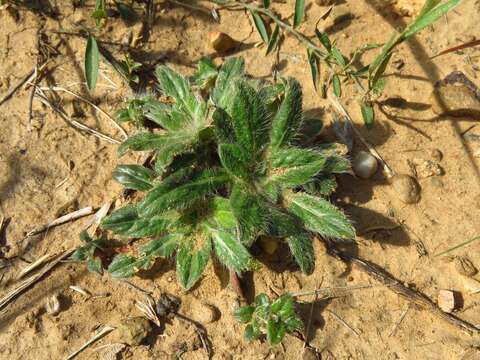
left=270, top=78, right=303, bottom=150
left=403, top=0, right=462, bottom=39
left=360, top=101, right=375, bottom=128
left=315, top=29, right=332, bottom=51
left=176, top=240, right=211, bottom=290
left=331, top=46, right=346, bottom=66
left=307, top=49, right=319, bottom=91
left=266, top=25, right=280, bottom=55
left=117, top=133, right=171, bottom=156
left=112, top=164, right=155, bottom=191
left=287, top=193, right=355, bottom=240
left=332, top=74, right=341, bottom=97
left=85, top=36, right=99, bottom=91
left=115, top=1, right=136, bottom=21
left=286, top=233, right=315, bottom=274
left=250, top=11, right=269, bottom=44
left=87, top=258, right=103, bottom=274
left=294, top=0, right=305, bottom=28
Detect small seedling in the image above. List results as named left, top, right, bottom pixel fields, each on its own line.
left=101, top=57, right=354, bottom=290
left=234, top=293, right=303, bottom=345
left=70, top=230, right=104, bottom=274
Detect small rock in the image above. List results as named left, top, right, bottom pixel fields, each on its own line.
left=117, top=317, right=152, bottom=346
left=430, top=148, right=443, bottom=162
left=353, top=151, right=378, bottom=179
left=390, top=174, right=421, bottom=204
left=193, top=303, right=219, bottom=324
left=454, top=256, right=477, bottom=277
left=412, top=158, right=443, bottom=178
left=209, top=32, right=237, bottom=54
left=437, top=290, right=456, bottom=313
left=431, top=84, right=480, bottom=117
left=45, top=294, right=61, bottom=315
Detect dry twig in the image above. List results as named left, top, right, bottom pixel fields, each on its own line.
left=326, top=309, right=361, bottom=337
left=64, top=325, right=116, bottom=360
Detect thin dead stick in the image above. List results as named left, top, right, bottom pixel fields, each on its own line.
left=25, top=206, right=94, bottom=237
left=291, top=283, right=385, bottom=298
left=304, top=278, right=322, bottom=348
left=326, top=241, right=480, bottom=335
left=27, top=66, right=39, bottom=124
left=34, top=90, right=121, bottom=144
left=38, top=86, right=127, bottom=139
left=326, top=309, right=361, bottom=337
left=64, top=325, right=116, bottom=360
left=430, top=39, right=480, bottom=60
left=0, top=61, right=49, bottom=107
left=389, top=304, right=411, bottom=337
left=18, top=252, right=58, bottom=278
left=328, top=94, right=394, bottom=178
left=0, top=248, right=75, bottom=311
left=434, top=235, right=480, bottom=257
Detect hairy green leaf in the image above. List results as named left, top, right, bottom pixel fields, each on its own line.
left=85, top=36, right=99, bottom=91
left=176, top=239, right=211, bottom=290
left=108, top=254, right=141, bottom=278
left=218, top=143, right=251, bottom=181
left=212, top=57, right=245, bottom=109
left=138, top=168, right=229, bottom=217
left=112, top=165, right=155, bottom=191
left=210, top=197, right=237, bottom=229
left=140, top=233, right=181, bottom=258
left=234, top=306, right=255, bottom=323
left=270, top=78, right=303, bottom=150
left=192, top=57, right=218, bottom=88
left=211, top=229, right=254, bottom=272
left=287, top=233, right=315, bottom=274
left=287, top=193, right=355, bottom=240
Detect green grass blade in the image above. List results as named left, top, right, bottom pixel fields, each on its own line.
left=294, top=0, right=305, bottom=28
left=250, top=11, right=269, bottom=44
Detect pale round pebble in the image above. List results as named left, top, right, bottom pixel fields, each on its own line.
left=352, top=151, right=378, bottom=179
left=45, top=294, right=61, bottom=315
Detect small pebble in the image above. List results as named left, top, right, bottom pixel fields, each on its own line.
left=390, top=174, right=421, bottom=204
left=117, top=317, right=152, bottom=346
left=45, top=294, right=61, bottom=315
left=193, top=303, right=220, bottom=324
left=437, top=289, right=457, bottom=313
left=209, top=31, right=237, bottom=54
left=352, top=151, right=378, bottom=179
left=454, top=256, right=478, bottom=277
left=412, top=159, right=443, bottom=178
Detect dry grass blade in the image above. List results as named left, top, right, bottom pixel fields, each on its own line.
left=64, top=325, right=116, bottom=360
left=135, top=295, right=161, bottom=327
left=430, top=39, right=480, bottom=59
left=0, top=248, right=75, bottom=311
left=291, top=283, right=382, bottom=298
left=85, top=201, right=112, bottom=236
left=34, top=90, right=121, bottom=144
left=25, top=206, right=94, bottom=237
left=326, top=309, right=361, bottom=337
left=38, top=86, right=128, bottom=139
left=434, top=235, right=480, bottom=257
left=93, top=343, right=126, bottom=360
left=389, top=304, right=411, bottom=337
left=69, top=285, right=91, bottom=298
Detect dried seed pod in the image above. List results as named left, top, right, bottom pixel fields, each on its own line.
left=45, top=294, right=61, bottom=315
left=454, top=256, right=478, bottom=277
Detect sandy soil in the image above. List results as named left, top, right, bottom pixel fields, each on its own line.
left=1, top=0, right=480, bottom=359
